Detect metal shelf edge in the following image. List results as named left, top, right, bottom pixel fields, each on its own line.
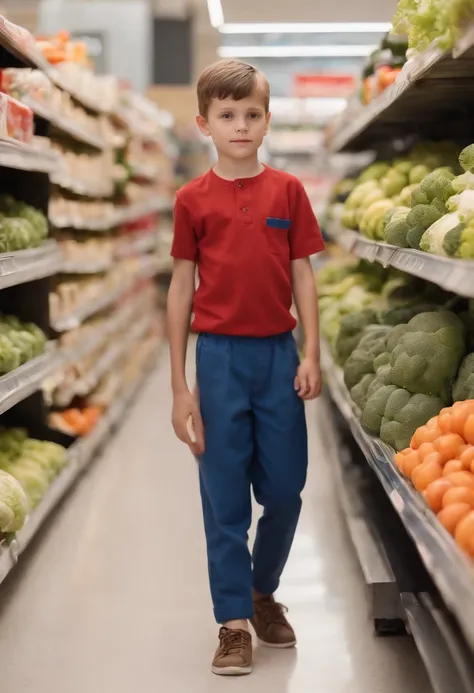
left=327, top=222, right=474, bottom=298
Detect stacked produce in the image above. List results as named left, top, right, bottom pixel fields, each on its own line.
left=339, top=143, right=474, bottom=260
left=395, top=401, right=474, bottom=557
left=318, top=257, right=474, bottom=450
left=0, top=193, right=48, bottom=251
left=0, top=428, right=67, bottom=516
left=391, top=0, right=474, bottom=54
left=0, top=314, right=46, bottom=372
left=0, top=468, right=28, bottom=533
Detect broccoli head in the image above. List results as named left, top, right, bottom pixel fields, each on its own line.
left=380, top=390, right=445, bottom=450
left=335, top=309, right=378, bottom=365
left=361, top=384, right=398, bottom=436
left=343, top=326, right=392, bottom=391
left=389, top=311, right=466, bottom=402
left=351, top=373, right=376, bottom=410
left=452, top=353, right=474, bottom=401
left=419, top=171, right=455, bottom=202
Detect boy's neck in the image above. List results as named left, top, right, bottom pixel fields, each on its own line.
left=213, top=154, right=264, bottom=181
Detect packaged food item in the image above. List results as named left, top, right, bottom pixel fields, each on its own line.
left=4, top=95, right=33, bottom=143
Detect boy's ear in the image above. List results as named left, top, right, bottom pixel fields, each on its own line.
left=196, top=114, right=211, bottom=137
left=264, top=111, right=272, bottom=136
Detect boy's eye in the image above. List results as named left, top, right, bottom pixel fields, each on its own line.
left=249, top=113, right=262, bottom=119
left=221, top=113, right=233, bottom=119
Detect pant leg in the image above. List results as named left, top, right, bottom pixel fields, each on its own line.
left=196, top=334, right=254, bottom=623
left=251, top=333, right=308, bottom=596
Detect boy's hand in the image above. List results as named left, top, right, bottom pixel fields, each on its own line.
left=295, top=358, right=322, bottom=400
left=172, top=389, right=205, bottom=456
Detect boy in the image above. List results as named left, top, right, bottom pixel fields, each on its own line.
left=167, top=59, right=324, bottom=676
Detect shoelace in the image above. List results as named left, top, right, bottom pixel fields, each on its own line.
left=256, top=599, right=289, bottom=626
left=219, top=628, right=248, bottom=655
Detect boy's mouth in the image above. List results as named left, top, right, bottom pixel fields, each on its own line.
left=231, top=139, right=252, bottom=143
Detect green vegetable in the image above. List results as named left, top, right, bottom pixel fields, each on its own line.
left=344, top=326, right=392, bottom=391
left=389, top=311, right=466, bottom=402
left=406, top=225, right=425, bottom=250
left=406, top=204, right=442, bottom=231
left=361, top=384, right=398, bottom=435
left=409, top=165, right=431, bottom=185
left=420, top=212, right=463, bottom=255
left=459, top=144, right=474, bottom=173
left=419, top=171, right=455, bottom=203
left=358, top=162, right=391, bottom=183
left=351, top=373, right=376, bottom=409
left=380, top=390, right=445, bottom=450
left=0, top=468, right=28, bottom=531
left=334, top=309, right=378, bottom=365
left=446, top=189, right=474, bottom=221
left=380, top=171, right=408, bottom=198
left=452, top=353, right=474, bottom=401
left=442, top=224, right=465, bottom=256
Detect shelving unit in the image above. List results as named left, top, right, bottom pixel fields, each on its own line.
left=316, top=20, right=474, bottom=690
left=326, top=28, right=474, bottom=152
left=0, top=13, right=173, bottom=579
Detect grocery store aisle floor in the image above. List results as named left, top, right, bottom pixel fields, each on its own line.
left=0, top=349, right=432, bottom=693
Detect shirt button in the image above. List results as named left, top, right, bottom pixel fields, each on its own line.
left=238, top=182, right=244, bottom=189
left=241, top=206, right=249, bottom=213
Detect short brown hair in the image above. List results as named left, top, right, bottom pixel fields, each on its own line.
left=197, top=59, right=270, bottom=117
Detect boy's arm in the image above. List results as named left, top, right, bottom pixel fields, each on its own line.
left=291, top=258, right=322, bottom=400
left=167, top=258, right=204, bottom=454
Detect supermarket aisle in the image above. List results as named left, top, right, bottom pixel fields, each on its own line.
left=0, top=353, right=432, bottom=693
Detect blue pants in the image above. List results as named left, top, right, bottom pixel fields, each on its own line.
left=196, top=332, right=308, bottom=624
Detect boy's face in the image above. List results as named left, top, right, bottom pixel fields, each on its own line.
left=197, top=91, right=270, bottom=160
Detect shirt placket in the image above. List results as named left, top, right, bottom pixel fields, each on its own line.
left=235, top=180, right=253, bottom=226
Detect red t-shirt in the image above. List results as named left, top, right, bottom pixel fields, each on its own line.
left=171, top=166, right=324, bottom=337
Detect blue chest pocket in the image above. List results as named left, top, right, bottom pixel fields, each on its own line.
left=266, top=217, right=291, bottom=230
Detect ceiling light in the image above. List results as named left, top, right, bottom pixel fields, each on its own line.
left=218, top=45, right=378, bottom=58
left=207, top=0, right=224, bottom=28
left=220, top=22, right=391, bottom=34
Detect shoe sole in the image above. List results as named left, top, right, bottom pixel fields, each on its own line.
left=257, top=638, right=297, bottom=649
left=211, top=665, right=253, bottom=676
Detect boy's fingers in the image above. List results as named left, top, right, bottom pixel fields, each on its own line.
left=294, top=375, right=300, bottom=391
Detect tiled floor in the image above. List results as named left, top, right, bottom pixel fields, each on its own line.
left=0, top=353, right=433, bottom=692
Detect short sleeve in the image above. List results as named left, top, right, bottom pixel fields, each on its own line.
left=289, top=181, right=325, bottom=260
left=171, top=194, right=198, bottom=262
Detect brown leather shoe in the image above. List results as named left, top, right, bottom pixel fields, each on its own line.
left=251, top=596, right=296, bottom=648
left=212, top=627, right=253, bottom=676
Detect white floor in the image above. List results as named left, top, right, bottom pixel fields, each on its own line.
left=0, top=352, right=433, bottom=692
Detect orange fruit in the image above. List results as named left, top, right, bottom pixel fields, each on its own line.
left=412, top=458, right=443, bottom=492
left=438, top=503, right=472, bottom=535
left=443, top=459, right=464, bottom=475
left=455, top=511, right=474, bottom=556
left=444, top=471, right=474, bottom=490
left=423, top=479, right=453, bottom=513
left=442, top=487, right=474, bottom=509
left=435, top=433, right=465, bottom=464
left=464, top=415, right=474, bottom=445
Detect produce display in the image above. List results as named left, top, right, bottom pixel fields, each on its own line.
left=391, top=0, right=474, bottom=54
left=0, top=193, right=48, bottom=250
left=0, top=468, right=27, bottom=533
left=0, top=314, right=46, bottom=372
left=338, top=141, right=461, bottom=244
left=361, top=33, right=408, bottom=105
left=318, top=257, right=474, bottom=450
left=0, top=429, right=67, bottom=510
left=393, top=402, right=474, bottom=557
